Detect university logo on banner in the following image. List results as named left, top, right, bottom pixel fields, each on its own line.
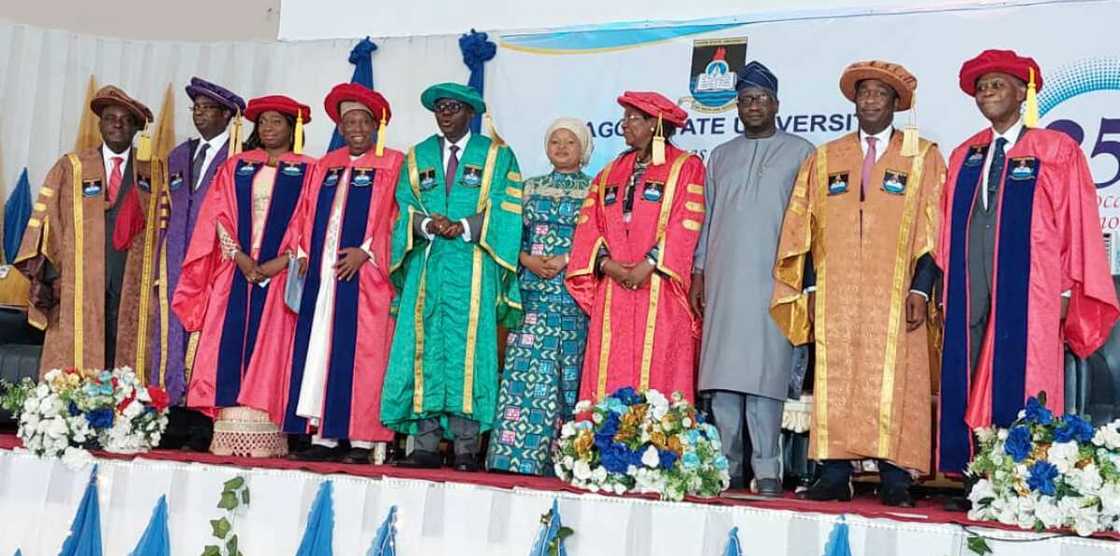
left=685, top=38, right=747, bottom=114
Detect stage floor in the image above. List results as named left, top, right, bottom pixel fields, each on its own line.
left=0, top=434, right=1116, bottom=555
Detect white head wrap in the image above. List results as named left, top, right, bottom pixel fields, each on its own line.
left=545, top=117, right=593, bottom=167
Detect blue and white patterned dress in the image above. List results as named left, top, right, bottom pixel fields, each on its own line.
left=486, top=171, right=592, bottom=475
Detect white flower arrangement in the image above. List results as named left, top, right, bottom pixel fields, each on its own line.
left=966, top=394, right=1120, bottom=536
left=0, top=367, right=170, bottom=466
left=554, top=387, right=730, bottom=502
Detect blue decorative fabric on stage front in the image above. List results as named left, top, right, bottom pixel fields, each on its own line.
left=459, top=30, right=496, bottom=134
left=328, top=38, right=379, bottom=151
left=366, top=506, right=398, bottom=556
left=296, top=481, right=335, bottom=556
left=129, top=496, right=170, bottom=556
left=528, top=499, right=568, bottom=556
left=823, top=516, right=851, bottom=556
left=722, top=526, right=743, bottom=556
left=60, top=466, right=102, bottom=556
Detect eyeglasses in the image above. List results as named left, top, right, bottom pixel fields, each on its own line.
left=975, top=80, right=1009, bottom=94
left=189, top=104, right=225, bottom=115
left=737, top=93, right=773, bottom=106
left=434, top=100, right=465, bottom=115
left=618, top=113, right=648, bottom=127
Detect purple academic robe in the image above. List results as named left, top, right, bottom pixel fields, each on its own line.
left=149, top=138, right=229, bottom=404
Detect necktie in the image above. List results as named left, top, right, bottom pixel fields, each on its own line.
left=445, top=144, right=460, bottom=194
left=191, top=142, right=210, bottom=190
left=985, top=137, right=1009, bottom=211
left=107, top=156, right=124, bottom=205
left=860, top=136, right=877, bottom=202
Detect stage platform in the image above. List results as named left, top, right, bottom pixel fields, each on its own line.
left=0, top=435, right=1115, bottom=555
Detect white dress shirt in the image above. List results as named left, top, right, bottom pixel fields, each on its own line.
left=101, top=144, right=131, bottom=182
left=858, top=126, right=893, bottom=163
left=442, top=131, right=471, bottom=169
left=981, top=118, right=1024, bottom=210
left=193, top=129, right=230, bottom=189
left=419, top=131, right=476, bottom=242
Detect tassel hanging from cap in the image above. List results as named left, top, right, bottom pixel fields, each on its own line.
left=651, top=114, right=666, bottom=166
left=135, top=123, right=153, bottom=162
left=1024, top=67, right=1039, bottom=128
left=375, top=108, right=388, bottom=157
left=294, top=111, right=305, bottom=155
left=900, top=91, right=920, bottom=157
left=484, top=113, right=505, bottom=146
left=228, top=109, right=243, bottom=157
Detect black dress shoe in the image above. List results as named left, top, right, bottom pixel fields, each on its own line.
left=797, top=479, right=853, bottom=502
left=755, top=478, right=783, bottom=497
left=340, top=447, right=372, bottom=464
left=453, top=454, right=480, bottom=472
left=943, top=496, right=972, bottom=512
left=289, top=444, right=344, bottom=462
left=879, top=483, right=914, bottom=507
left=395, top=450, right=442, bottom=469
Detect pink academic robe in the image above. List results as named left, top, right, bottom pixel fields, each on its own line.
left=172, top=149, right=315, bottom=417
left=937, top=127, right=1120, bottom=472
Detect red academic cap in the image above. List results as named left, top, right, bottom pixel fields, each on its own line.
left=617, top=91, right=688, bottom=127
left=245, top=95, right=313, bottom=124
left=324, top=83, right=392, bottom=125
left=959, top=49, right=1043, bottom=96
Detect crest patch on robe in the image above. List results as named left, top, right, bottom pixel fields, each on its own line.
left=827, top=172, right=849, bottom=195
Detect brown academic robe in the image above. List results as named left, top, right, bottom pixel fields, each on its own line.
left=770, top=132, right=946, bottom=473
left=14, top=146, right=157, bottom=376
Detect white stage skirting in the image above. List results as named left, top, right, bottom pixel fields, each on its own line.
left=0, top=449, right=1116, bottom=555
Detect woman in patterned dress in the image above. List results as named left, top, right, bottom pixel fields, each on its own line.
left=486, top=119, right=594, bottom=475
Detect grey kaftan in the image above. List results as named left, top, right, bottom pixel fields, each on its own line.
left=695, top=131, right=814, bottom=399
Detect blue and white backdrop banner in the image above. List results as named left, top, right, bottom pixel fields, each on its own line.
left=488, top=0, right=1120, bottom=241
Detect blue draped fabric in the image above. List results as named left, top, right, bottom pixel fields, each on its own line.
left=129, top=496, right=170, bottom=556
left=823, top=517, right=852, bottom=556
left=722, top=526, right=743, bottom=556
left=284, top=167, right=342, bottom=433
left=458, top=30, right=496, bottom=134
left=321, top=168, right=375, bottom=439
left=295, top=481, right=335, bottom=556
left=940, top=145, right=987, bottom=473
left=3, top=168, right=31, bottom=263
left=59, top=466, right=102, bottom=556
left=991, top=157, right=1041, bottom=425
left=366, top=506, right=398, bottom=556
left=328, top=38, right=379, bottom=152
left=528, top=499, right=568, bottom=556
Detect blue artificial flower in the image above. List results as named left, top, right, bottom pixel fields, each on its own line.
left=99, top=370, right=112, bottom=382
left=1004, top=425, right=1033, bottom=462
left=594, top=413, right=621, bottom=451
left=627, top=446, right=645, bottom=468
left=658, top=449, right=678, bottom=470
left=612, top=387, right=643, bottom=406
left=600, top=442, right=632, bottom=474
left=682, top=451, right=701, bottom=470
left=67, top=401, right=80, bottom=417
left=1054, top=414, right=1094, bottom=444
left=686, top=429, right=701, bottom=445
left=85, top=407, right=115, bottom=430
left=714, top=455, right=729, bottom=471
left=1027, top=460, right=1059, bottom=496
left=605, top=397, right=626, bottom=415
left=1024, top=396, right=1053, bottom=426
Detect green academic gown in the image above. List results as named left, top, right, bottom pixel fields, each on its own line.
left=382, top=134, right=523, bottom=434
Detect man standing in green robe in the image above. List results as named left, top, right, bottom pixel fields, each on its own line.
left=383, top=83, right=523, bottom=471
